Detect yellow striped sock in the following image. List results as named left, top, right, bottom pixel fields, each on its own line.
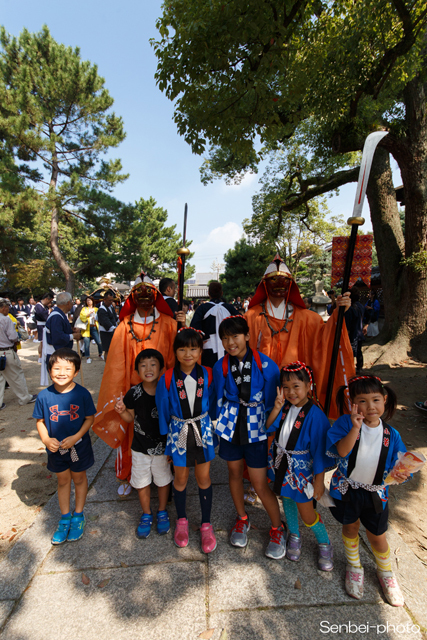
left=342, top=533, right=362, bottom=568
left=372, top=545, right=392, bottom=572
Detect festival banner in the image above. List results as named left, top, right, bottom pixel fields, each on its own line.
left=331, top=235, right=373, bottom=288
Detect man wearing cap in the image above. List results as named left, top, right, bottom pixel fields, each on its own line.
left=93, top=273, right=178, bottom=484
left=245, top=255, right=354, bottom=418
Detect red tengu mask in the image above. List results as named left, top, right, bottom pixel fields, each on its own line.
left=132, top=283, right=157, bottom=310
left=264, top=274, right=291, bottom=299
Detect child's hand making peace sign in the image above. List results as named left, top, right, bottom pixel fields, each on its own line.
left=350, top=403, right=363, bottom=433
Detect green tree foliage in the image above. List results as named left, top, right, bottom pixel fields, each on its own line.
left=113, top=197, right=195, bottom=283
left=220, top=237, right=276, bottom=301
left=153, top=0, right=427, bottom=362
left=153, top=0, right=426, bottom=158
left=0, top=26, right=127, bottom=293
left=245, top=143, right=350, bottom=273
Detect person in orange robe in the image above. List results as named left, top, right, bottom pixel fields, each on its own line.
left=93, top=273, right=178, bottom=484
left=245, top=255, right=355, bottom=420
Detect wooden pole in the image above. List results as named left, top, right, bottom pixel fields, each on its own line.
left=323, top=131, right=388, bottom=417
left=177, top=203, right=190, bottom=328
left=323, top=218, right=363, bottom=416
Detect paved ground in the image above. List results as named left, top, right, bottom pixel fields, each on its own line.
left=0, top=440, right=426, bottom=640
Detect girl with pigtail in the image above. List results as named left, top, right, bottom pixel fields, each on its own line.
left=266, top=361, right=333, bottom=571
left=328, top=375, right=411, bottom=607
left=156, top=327, right=217, bottom=554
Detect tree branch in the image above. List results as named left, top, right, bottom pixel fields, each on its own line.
left=280, top=165, right=359, bottom=211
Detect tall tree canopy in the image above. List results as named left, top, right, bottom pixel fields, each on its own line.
left=0, top=26, right=127, bottom=293
left=153, top=0, right=427, bottom=363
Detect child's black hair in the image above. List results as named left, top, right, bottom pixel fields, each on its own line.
left=280, top=363, right=312, bottom=387
left=48, top=348, right=81, bottom=373
left=173, top=328, right=203, bottom=353
left=280, top=362, right=321, bottom=406
left=134, top=348, right=164, bottom=372
left=218, top=315, right=249, bottom=339
left=336, top=375, right=397, bottom=420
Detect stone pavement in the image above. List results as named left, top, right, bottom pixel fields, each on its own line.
left=1, top=439, right=426, bottom=640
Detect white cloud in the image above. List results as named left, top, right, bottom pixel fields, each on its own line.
left=191, top=222, right=244, bottom=271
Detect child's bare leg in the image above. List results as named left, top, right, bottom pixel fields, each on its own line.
left=157, top=484, right=170, bottom=511
left=366, top=530, right=388, bottom=554
left=248, top=467, right=281, bottom=528
left=137, top=485, right=151, bottom=513
left=71, top=470, right=88, bottom=513
left=56, top=469, right=72, bottom=514
left=297, top=501, right=316, bottom=525
left=227, top=459, right=246, bottom=517
left=343, top=521, right=360, bottom=539
left=174, top=466, right=190, bottom=491
left=194, top=461, right=211, bottom=489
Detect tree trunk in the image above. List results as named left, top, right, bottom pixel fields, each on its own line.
left=371, top=68, right=427, bottom=363
left=49, top=141, right=76, bottom=295
left=366, top=147, right=405, bottom=342
left=389, top=72, right=427, bottom=361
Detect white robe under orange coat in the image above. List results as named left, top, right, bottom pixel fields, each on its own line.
left=245, top=303, right=355, bottom=420
left=92, top=310, right=176, bottom=481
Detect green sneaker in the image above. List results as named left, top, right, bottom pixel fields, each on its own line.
left=67, top=514, right=86, bottom=542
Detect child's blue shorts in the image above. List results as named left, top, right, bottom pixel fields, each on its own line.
left=218, top=438, right=268, bottom=468
left=47, top=434, right=94, bottom=474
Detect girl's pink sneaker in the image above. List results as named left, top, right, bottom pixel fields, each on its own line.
left=200, top=523, right=217, bottom=554
left=174, top=518, right=189, bottom=548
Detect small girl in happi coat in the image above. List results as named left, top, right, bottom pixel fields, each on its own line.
left=328, top=374, right=410, bottom=607
left=266, top=361, right=333, bottom=571
left=156, top=328, right=217, bottom=554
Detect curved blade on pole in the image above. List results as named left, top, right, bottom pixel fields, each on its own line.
left=352, top=131, right=388, bottom=219
left=324, top=130, right=388, bottom=417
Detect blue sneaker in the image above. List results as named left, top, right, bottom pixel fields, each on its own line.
left=136, top=513, right=153, bottom=539
left=67, top=514, right=86, bottom=542
left=156, top=510, right=170, bottom=535
left=52, top=515, right=72, bottom=545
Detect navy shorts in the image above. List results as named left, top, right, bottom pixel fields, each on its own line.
left=37, top=325, right=44, bottom=341
left=47, top=436, right=94, bottom=474
left=329, top=487, right=389, bottom=536
left=219, top=438, right=268, bottom=468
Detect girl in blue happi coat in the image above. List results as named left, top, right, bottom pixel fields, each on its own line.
left=328, top=375, right=410, bottom=606
left=156, top=328, right=217, bottom=554
left=266, top=361, right=333, bottom=571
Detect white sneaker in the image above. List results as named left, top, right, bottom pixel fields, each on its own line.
left=99, top=354, right=105, bottom=360
left=91, top=340, right=95, bottom=344
left=86, top=358, right=92, bottom=364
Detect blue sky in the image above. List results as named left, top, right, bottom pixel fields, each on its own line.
left=1, top=0, right=399, bottom=273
